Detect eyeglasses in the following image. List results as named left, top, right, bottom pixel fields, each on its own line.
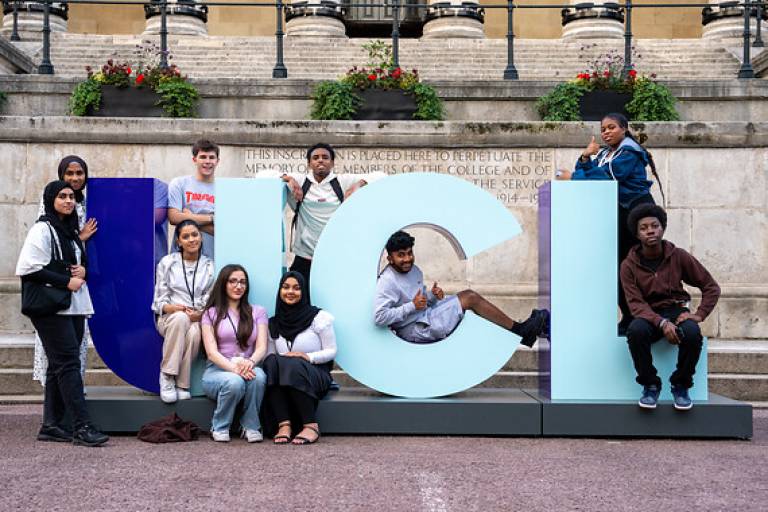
left=227, top=279, right=247, bottom=287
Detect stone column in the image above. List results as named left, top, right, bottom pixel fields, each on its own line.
left=561, top=1, right=624, bottom=39
left=422, top=0, right=485, bottom=39
left=702, top=0, right=768, bottom=41
left=143, top=0, right=208, bottom=36
left=285, top=0, right=346, bottom=37
left=1, top=1, right=68, bottom=40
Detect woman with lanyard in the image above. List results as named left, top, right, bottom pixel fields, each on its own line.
left=262, top=271, right=337, bottom=445
left=33, top=156, right=98, bottom=388
left=17, top=180, right=107, bottom=446
left=152, top=219, right=214, bottom=403
left=200, top=264, right=268, bottom=442
left=556, top=112, right=664, bottom=334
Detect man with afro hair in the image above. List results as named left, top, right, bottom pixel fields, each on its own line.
left=621, top=204, right=720, bottom=410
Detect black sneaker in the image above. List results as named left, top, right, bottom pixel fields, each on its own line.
left=37, top=424, right=73, bottom=443
left=515, top=309, right=547, bottom=348
left=72, top=424, right=109, bottom=447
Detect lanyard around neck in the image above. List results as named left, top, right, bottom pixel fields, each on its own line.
left=182, top=257, right=200, bottom=307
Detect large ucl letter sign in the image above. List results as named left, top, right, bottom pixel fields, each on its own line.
left=87, top=175, right=706, bottom=401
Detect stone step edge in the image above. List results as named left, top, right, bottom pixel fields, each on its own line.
left=3, top=336, right=767, bottom=351
left=2, top=392, right=766, bottom=408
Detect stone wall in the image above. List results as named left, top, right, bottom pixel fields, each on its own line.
left=0, top=118, right=765, bottom=341
left=2, top=77, right=767, bottom=123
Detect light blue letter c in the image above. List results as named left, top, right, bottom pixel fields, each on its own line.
left=312, top=173, right=523, bottom=398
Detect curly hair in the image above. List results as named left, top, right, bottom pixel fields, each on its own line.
left=627, top=203, right=667, bottom=236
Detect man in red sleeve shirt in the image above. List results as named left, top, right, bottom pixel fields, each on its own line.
left=621, top=204, right=720, bottom=410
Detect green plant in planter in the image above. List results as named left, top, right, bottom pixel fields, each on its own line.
left=536, top=44, right=678, bottom=122
left=311, top=40, right=444, bottom=121
left=536, top=82, right=586, bottom=122
left=626, top=77, right=679, bottom=121
left=69, top=42, right=199, bottom=118
left=311, top=81, right=361, bottom=120
left=0, top=90, right=7, bottom=110
left=69, top=79, right=102, bottom=116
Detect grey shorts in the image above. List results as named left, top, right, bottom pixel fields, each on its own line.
left=397, top=295, right=464, bottom=344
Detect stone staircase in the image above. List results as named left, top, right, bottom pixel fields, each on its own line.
left=14, top=34, right=742, bottom=81
left=2, top=333, right=766, bottom=404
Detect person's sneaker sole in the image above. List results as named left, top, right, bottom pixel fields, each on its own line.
left=638, top=400, right=657, bottom=409
left=37, top=432, right=72, bottom=443
left=674, top=402, right=693, bottom=411
left=72, top=437, right=108, bottom=447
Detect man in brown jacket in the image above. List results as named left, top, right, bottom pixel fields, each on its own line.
left=620, top=204, right=720, bottom=410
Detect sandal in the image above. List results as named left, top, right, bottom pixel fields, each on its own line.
left=274, top=421, right=292, bottom=444
left=292, top=425, right=320, bottom=445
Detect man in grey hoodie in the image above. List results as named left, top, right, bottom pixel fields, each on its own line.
left=374, top=231, right=549, bottom=347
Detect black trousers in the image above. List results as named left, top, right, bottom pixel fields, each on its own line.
left=618, top=194, right=655, bottom=327
left=289, top=255, right=312, bottom=301
left=31, top=315, right=89, bottom=429
left=626, top=305, right=703, bottom=389
left=263, top=385, right=318, bottom=426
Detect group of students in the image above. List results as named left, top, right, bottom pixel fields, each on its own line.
left=16, top=117, right=721, bottom=448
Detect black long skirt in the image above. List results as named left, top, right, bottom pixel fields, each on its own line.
left=261, top=354, right=332, bottom=437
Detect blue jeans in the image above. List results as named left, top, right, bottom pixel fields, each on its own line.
left=202, top=362, right=266, bottom=433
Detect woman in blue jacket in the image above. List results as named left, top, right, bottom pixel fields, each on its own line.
left=557, top=113, right=664, bottom=333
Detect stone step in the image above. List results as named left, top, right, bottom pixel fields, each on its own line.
left=0, top=368, right=128, bottom=395
left=19, top=34, right=738, bottom=81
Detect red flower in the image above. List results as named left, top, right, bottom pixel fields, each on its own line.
left=136, top=73, right=145, bottom=85
left=368, top=74, right=377, bottom=81
left=628, top=69, right=637, bottom=78
left=603, top=70, right=610, bottom=77
left=391, top=67, right=402, bottom=79
left=126, top=67, right=132, bottom=75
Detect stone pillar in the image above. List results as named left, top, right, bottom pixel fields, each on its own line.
left=143, top=0, right=208, bottom=36
left=285, top=0, right=346, bottom=37
left=561, top=1, right=624, bottom=39
left=702, top=0, right=768, bottom=41
left=422, top=0, right=485, bottom=39
left=1, top=1, right=68, bottom=40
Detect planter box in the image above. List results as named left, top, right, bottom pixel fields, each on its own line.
left=579, top=90, right=631, bottom=121
left=90, top=85, right=164, bottom=117
left=353, top=88, right=417, bottom=121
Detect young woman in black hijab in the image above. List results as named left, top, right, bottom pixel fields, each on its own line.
left=262, top=271, right=337, bottom=445
left=17, top=180, right=108, bottom=447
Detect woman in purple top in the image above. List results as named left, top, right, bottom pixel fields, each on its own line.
left=201, top=264, right=268, bottom=443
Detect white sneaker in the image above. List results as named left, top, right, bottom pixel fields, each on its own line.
left=212, top=430, right=230, bottom=442
left=242, top=428, right=263, bottom=443
left=159, top=373, right=177, bottom=403
left=176, top=388, right=191, bottom=400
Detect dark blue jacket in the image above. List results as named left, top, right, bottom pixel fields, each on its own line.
left=572, top=137, right=653, bottom=209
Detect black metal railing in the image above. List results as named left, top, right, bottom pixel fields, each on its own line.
left=2, top=0, right=765, bottom=79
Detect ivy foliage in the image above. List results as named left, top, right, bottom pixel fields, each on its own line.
left=69, top=79, right=102, bottom=116
left=409, top=82, right=444, bottom=121
left=626, top=78, right=680, bottom=122
left=311, top=81, right=362, bottom=120
left=536, top=82, right=586, bottom=122
left=155, top=78, right=199, bottom=118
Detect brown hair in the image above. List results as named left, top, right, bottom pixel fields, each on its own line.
left=204, top=264, right=253, bottom=350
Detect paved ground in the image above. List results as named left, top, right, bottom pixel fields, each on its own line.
left=1, top=405, right=767, bottom=511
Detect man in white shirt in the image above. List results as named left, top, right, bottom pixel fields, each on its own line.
left=167, top=139, right=219, bottom=258
left=281, top=143, right=375, bottom=292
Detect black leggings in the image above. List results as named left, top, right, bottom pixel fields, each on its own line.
left=31, top=315, right=88, bottom=429
left=263, top=385, right=318, bottom=426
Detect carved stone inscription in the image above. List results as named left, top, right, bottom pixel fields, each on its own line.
left=244, top=147, right=554, bottom=205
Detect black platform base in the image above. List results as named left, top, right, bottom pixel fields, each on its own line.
left=533, top=392, right=753, bottom=439
left=84, top=387, right=753, bottom=439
